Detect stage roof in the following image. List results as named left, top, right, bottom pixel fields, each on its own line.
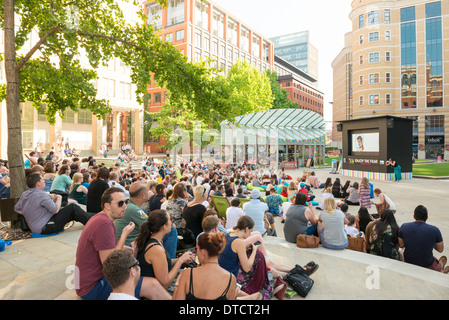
left=221, top=108, right=325, bottom=143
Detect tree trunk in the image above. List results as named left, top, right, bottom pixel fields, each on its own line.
left=4, top=0, right=26, bottom=200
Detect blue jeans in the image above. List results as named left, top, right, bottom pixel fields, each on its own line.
left=82, top=276, right=143, bottom=300
left=319, top=228, right=348, bottom=250
left=163, top=226, right=178, bottom=259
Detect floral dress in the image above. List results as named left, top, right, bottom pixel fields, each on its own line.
left=370, top=225, right=400, bottom=260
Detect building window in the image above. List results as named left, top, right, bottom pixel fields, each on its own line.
left=426, top=1, right=441, bottom=18
left=62, top=109, right=75, bottom=123
left=368, top=11, right=379, bottom=25
left=359, top=35, right=364, bottom=45
left=119, top=82, right=132, bottom=100
left=78, top=109, right=92, bottom=125
left=425, top=115, right=444, bottom=133
left=385, top=51, right=391, bottom=62
left=240, top=28, right=249, bottom=52
left=359, top=75, right=364, bottom=86
left=369, top=94, right=380, bottom=105
left=369, top=52, right=379, bottom=63
left=101, top=78, right=115, bottom=97
left=359, top=96, right=364, bottom=106
left=204, top=37, right=210, bottom=52
left=153, top=92, right=162, bottom=103
left=385, top=9, right=391, bottom=24
left=147, top=4, right=163, bottom=30
left=176, top=29, right=185, bottom=41
left=359, top=14, right=364, bottom=28
left=369, top=32, right=379, bottom=42
left=386, top=93, right=391, bottom=104
left=212, top=10, right=224, bottom=39
left=386, top=72, right=391, bottom=83
left=165, top=33, right=173, bottom=43
left=195, top=32, right=202, bottom=48
left=194, top=0, right=208, bottom=30
left=369, top=73, right=380, bottom=84
left=401, top=20, right=417, bottom=109
left=359, top=55, right=364, bottom=65
left=401, top=6, right=415, bottom=22
left=167, top=0, right=185, bottom=26
left=385, top=30, right=391, bottom=41
left=426, top=12, right=443, bottom=107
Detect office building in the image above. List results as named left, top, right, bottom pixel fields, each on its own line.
left=332, top=0, right=449, bottom=160
left=144, top=0, right=275, bottom=153
left=271, top=31, right=319, bottom=81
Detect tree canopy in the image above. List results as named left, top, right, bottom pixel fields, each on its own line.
left=148, top=60, right=274, bottom=149
left=0, top=0, right=247, bottom=199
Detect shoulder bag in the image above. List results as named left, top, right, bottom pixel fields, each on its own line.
left=284, top=264, right=314, bottom=298
left=296, top=234, right=320, bottom=248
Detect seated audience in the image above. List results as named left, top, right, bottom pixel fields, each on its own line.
left=14, top=172, right=92, bottom=235
left=75, top=187, right=171, bottom=300
left=134, top=210, right=195, bottom=291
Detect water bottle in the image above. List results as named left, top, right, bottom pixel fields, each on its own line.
left=267, top=267, right=273, bottom=283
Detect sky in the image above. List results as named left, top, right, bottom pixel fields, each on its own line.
left=213, top=0, right=353, bottom=127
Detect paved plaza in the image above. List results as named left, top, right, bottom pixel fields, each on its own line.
left=0, top=166, right=448, bottom=300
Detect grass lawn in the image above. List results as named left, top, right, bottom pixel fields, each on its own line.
left=318, top=156, right=341, bottom=167
left=413, top=162, right=449, bottom=177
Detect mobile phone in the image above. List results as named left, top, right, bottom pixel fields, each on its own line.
left=254, top=241, right=261, bottom=246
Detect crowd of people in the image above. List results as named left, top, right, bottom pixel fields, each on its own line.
left=6, top=152, right=448, bottom=300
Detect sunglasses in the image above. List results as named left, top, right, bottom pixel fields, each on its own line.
left=129, top=260, right=140, bottom=269
left=116, top=199, right=129, bottom=207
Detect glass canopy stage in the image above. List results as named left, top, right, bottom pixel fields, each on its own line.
left=220, top=108, right=326, bottom=169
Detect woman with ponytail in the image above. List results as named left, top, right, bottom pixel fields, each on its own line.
left=173, top=232, right=238, bottom=300
left=134, top=210, right=195, bottom=292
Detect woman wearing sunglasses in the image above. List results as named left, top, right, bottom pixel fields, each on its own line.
left=134, top=210, right=195, bottom=292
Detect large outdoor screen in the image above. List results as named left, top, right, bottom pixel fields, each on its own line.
left=351, top=132, right=379, bottom=153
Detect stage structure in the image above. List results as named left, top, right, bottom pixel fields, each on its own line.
left=338, top=116, right=414, bottom=181
left=220, top=109, right=326, bottom=169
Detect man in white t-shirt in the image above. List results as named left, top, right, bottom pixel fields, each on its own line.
left=103, top=250, right=140, bottom=300
left=226, top=197, right=245, bottom=229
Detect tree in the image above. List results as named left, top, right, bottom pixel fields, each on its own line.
left=265, top=69, right=299, bottom=110
left=0, top=0, right=225, bottom=198
left=149, top=60, right=273, bottom=149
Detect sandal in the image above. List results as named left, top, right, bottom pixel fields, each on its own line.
left=304, top=262, right=319, bottom=277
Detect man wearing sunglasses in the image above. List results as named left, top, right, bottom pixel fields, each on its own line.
left=75, top=187, right=171, bottom=300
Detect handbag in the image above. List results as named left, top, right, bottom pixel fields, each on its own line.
left=272, top=276, right=287, bottom=300
left=284, top=264, right=314, bottom=298
left=346, top=236, right=365, bottom=252
left=176, top=228, right=195, bottom=251
left=296, top=234, right=320, bottom=248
